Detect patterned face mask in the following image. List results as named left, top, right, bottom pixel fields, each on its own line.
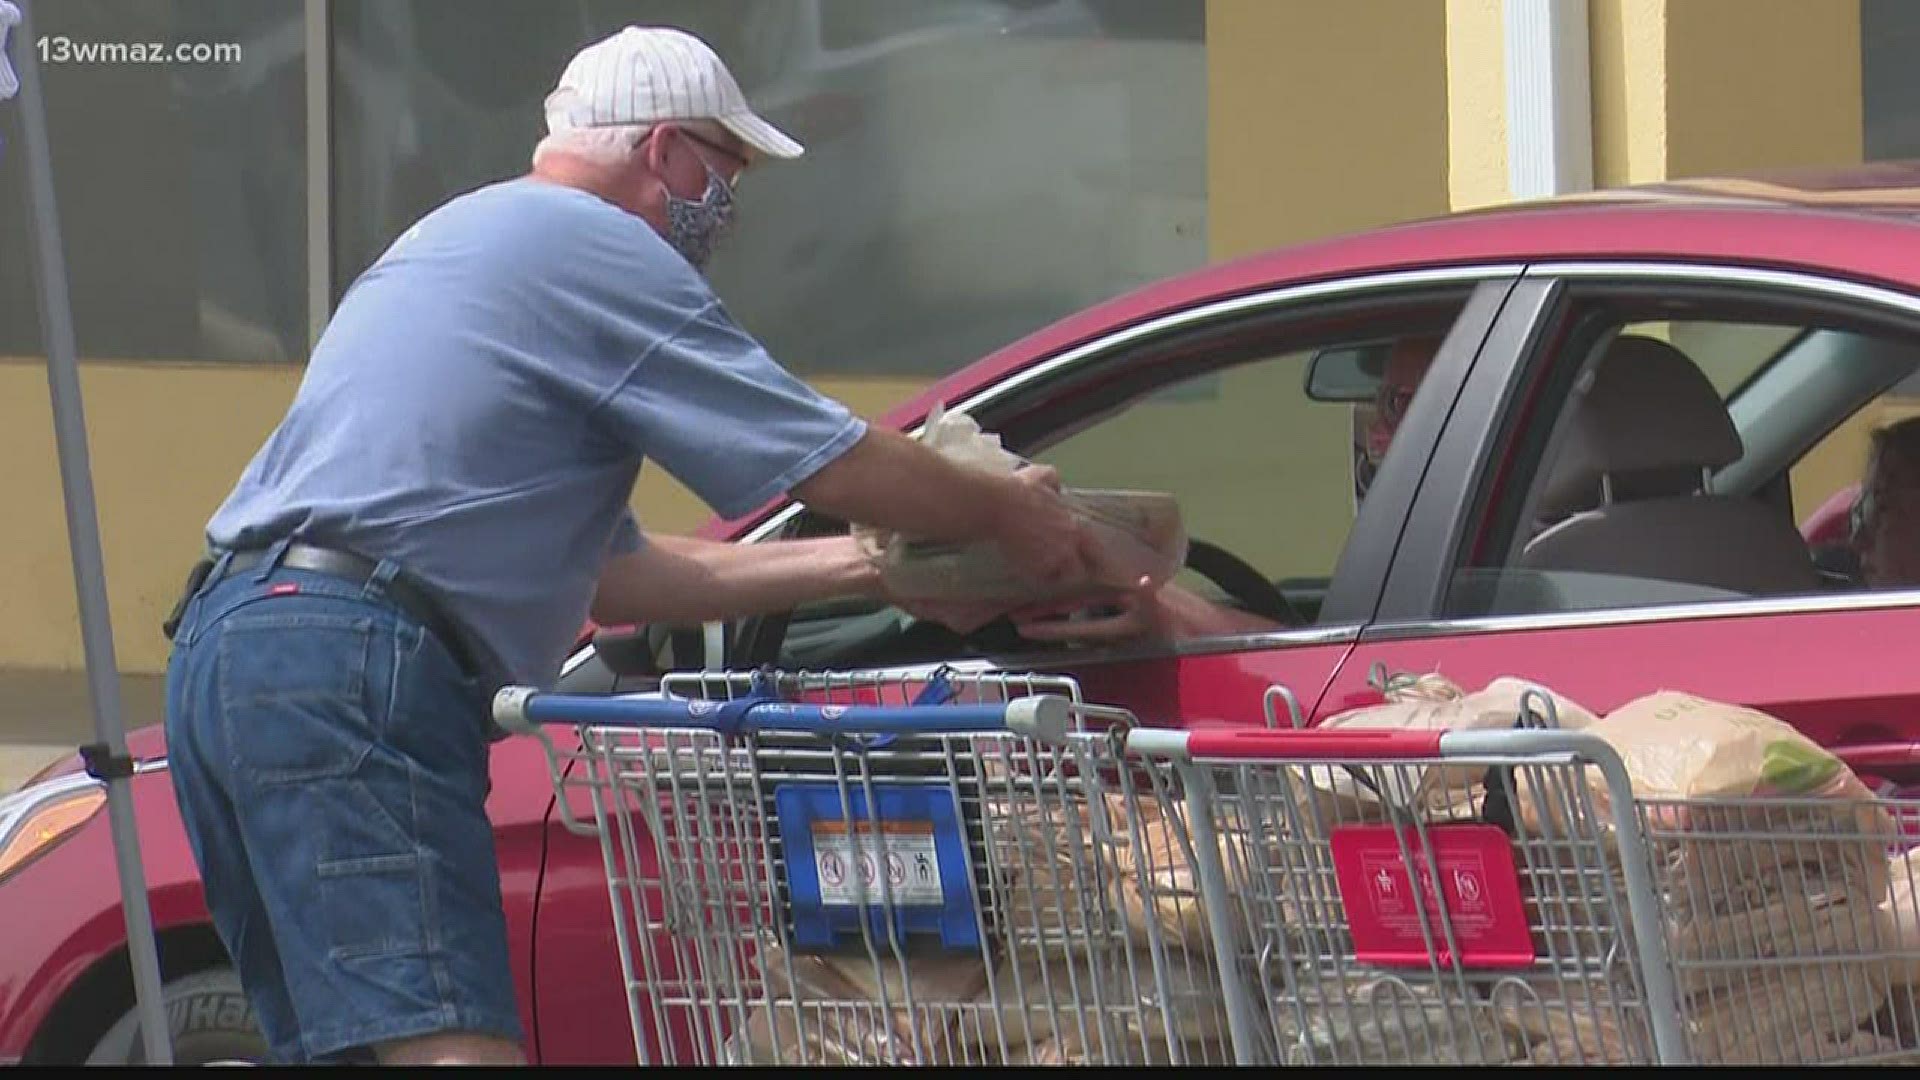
left=664, top=160, right=736, bottom=271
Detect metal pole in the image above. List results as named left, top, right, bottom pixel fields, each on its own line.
left=6, top=0, right=173, bottom=1064
left=304, top=0, right=330, bottom=349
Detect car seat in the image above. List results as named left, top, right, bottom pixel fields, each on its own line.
left=1518, top=335, right=1822, bottom=596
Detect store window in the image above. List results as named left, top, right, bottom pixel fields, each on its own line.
left=0, top=0, right=306, bottom=362
left=330, top=0, right=1207, bottom=378
left=1864, top=0, right=1920, bottom=162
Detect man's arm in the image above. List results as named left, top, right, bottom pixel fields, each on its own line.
left=589, top=429, right=1118, bottom=632
left=592, top=533, right=883, bottom=628
left=790, top=426, right=1019, bottom=542
left=792, top=426, right=1100, bottom=590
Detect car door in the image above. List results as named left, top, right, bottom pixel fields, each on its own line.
left=1335, top=262, right=1920, bottom=785
left=731, top=268, right=1522, bottom=728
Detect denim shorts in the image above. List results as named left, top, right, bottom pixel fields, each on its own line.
left=164, top=547, right=525, bottom=1063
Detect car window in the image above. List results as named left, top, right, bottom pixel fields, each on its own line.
left=753, top=289, right=1486, bottom=672
left=1666, top=319, right=1802, bottom=397
left=1446, top=311, right=1920, bottom=620
left=1780, top=386, right=1920, bottom=536
left=1029, top=353, right=1361, bottom=615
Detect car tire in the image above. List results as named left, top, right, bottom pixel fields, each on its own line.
left=83, top=966, right=267, bottom=1066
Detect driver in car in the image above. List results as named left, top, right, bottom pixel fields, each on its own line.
left=1853, top=415, right=1920, bottom=588
left=1011, top=334, right=1443, bottom=644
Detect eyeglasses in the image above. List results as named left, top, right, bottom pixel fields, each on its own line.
left=1852, top=486, right=1880, bottom=548
left=1374, top=383, right=1417, bottom=428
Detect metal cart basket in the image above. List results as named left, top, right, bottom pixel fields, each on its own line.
left=495, top=666, right=1237, bottom=1066
left=1125, top=719, right=1920, bottom=1066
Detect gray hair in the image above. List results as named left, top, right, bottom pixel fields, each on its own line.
left=530, top=123, right=651, bottom=170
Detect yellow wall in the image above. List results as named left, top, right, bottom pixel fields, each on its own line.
left=1662, top=0, right=1861, bottom=181
left=1207, top=0, right=1451, bottom=259
left=1588, top=0, right=1671, bottom=189
left=1445, top=0, right=1510, bottom=211
left=1588, top=0, right=1862, bottom=190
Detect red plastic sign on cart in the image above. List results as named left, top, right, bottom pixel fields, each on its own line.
left=1330, top=823, right=1535, bottom=969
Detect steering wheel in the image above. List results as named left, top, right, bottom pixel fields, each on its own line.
left=1183, top=539, right=1306, bottom=627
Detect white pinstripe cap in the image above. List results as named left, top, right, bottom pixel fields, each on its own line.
left=544, top=26, right=803, bottom=160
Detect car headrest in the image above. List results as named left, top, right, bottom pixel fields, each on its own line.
left=1541, top=334, right=1743, bottom=513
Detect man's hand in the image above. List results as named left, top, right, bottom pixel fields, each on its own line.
left=1011, top=578, right=1288, bottom=646
left=1009, top=575, right=1170, bottom=644
left=983, top=464, right=1106, bottom=594
left=891, top=594, right=1014, bottom=636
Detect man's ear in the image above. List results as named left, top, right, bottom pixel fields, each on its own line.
left=633, top=126, right=668, bottom=176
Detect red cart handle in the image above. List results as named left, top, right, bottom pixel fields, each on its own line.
left=1137, top=727, right=1446, bottom=761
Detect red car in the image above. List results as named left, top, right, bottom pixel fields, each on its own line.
left=10, top=161, right=1920, bottom=1064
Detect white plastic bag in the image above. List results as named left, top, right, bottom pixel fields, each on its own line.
left=855, top=404, right=1188, bottom=603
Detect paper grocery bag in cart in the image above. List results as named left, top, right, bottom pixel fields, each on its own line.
left=854, top=404, right=1189, bottom=603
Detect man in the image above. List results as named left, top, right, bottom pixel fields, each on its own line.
left=1853, top=415, right=1920, bottom=587
left=163, top=26, right=1108, bottom=1066
left=1015, top=334, right=1443, bottom=644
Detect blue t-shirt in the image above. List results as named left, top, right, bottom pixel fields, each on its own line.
left=207, top=177, right=866, bottom=688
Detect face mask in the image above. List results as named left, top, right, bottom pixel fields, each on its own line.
left=664, top=161, right=735, bottom=271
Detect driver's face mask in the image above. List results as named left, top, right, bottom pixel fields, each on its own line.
left=664, top=160, right=736, bottom=271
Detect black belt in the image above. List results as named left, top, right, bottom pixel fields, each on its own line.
left=168, top=543, right=489, bottom=685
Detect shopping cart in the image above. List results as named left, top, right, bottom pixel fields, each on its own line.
left=494, top=666, right=1238, bottom=1066
left=1125, top=715, right=1920, bottom=1066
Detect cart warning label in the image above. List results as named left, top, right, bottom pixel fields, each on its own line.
left=1330, top=824, right=1534, bottom=969
left=811, top=820, right=942, bottom=907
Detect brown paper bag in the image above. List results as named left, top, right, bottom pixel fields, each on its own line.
left=1516, top=691, right=1895, bottom=902
left=1681, top=960, right=1893, bottom=1064
left=1882, top=848, right=1920, bottom=991
left=734, top=940, right=992, bottom=1064
left=1274, top=974, right=1521, bottom=1064
left=1306, top=674, right=1600, bottom=816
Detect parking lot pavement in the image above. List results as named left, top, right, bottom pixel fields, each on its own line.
left=0, top=670, right=165, bottom=792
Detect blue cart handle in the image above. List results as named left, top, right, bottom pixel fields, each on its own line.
left=492, top=686, right=1071, bottom=743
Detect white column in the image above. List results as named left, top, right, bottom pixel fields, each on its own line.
left=1503, top=0, right=1593, bottom=199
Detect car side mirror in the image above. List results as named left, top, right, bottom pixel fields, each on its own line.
left=590, top=621, right=732, bottom=678
left=1305, top=342, right=1390, bottom=402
